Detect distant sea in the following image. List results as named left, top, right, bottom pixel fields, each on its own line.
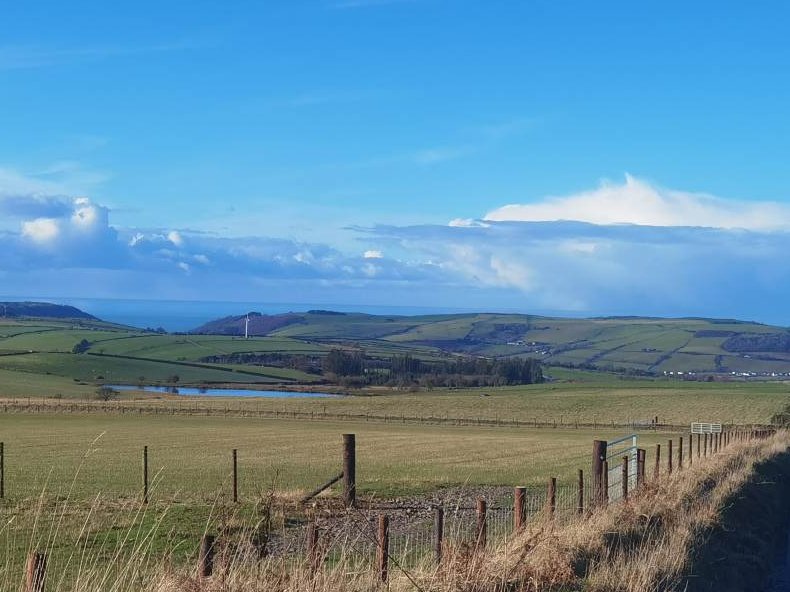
left=0, top=296, right=490, bottom=332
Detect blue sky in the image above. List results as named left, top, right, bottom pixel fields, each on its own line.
left=3, top=1, right=790, bottom=322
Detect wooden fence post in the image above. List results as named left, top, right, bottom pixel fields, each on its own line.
left=704, top=433, right=708, bottom=457
left=678, top=437, right=683, bottom=471
left=143, top=446, right=149, bottom=504
left=636, top=449, right=645, bottom=488
left=592, top=440, right=607, bottom=506
left=654, top=444, right=661, bottom=480
left=577, top=469, right=584, bottom=515
left=547, top=477, right=557, bottom=517
left=232, top=449, right=238, bottom=503
left=434, top=506, right=444, bottom=564
left=377, top=514, right=389, bottom=582
left=621, top=456, right=629, bottom=500
left=688, top=434, right=693, bottom=467
left=668, top=439, right=673, bottom=475
left=199, top=535, right=215, bottom=578
left=26, top=552, right=46, bottom=592
left=476, top=498, right=487, bottom=549
left=306, top=519, right=320, bottom=572
left=0, top=441, right=4, bottom=499
left=697, top=433, right=701, bottom=459
left=514, top=486, right=526, bottom=530
left=343, top=434, right=356, bottom=508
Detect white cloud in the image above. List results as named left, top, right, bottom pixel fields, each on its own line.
left=363, top=249, right=383, bottom=259
left=22, top=218, right=60, bottom=243
left=485, top=174, right=790, bottom=231
left=167, top=230, right=184, bottom=247
left=448, top=218, right=490, bottom=228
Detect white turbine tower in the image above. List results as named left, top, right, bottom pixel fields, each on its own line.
left=245, top=315, right=250, bottom=339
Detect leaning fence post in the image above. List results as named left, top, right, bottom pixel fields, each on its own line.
left=198, top=535, right=215, bottom=578
left=143, top=446, right=149, bottom=504
left=232, top=449, right=238, bottom=503
left=26, top=552, right=46, bottom=592
left=668, top=440, right=673, bottom=475
left=547, top=477, right=557, bottom=517
left=476, top=498, right=487, bottom=550
left=377, top=514, right=389, bottom=582
left=592, top=440, right=607, bottom=506
left=577, top=469, right=584, bottom=515
left=514, top=486, right=526, bottom=530
left=434, top=506, right=444, bottom=564
left=342, top=434, right=356, bottom=508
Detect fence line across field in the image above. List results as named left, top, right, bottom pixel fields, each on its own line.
left=0, top=397, right=764, bottom=433
left=12, top=427, right=778, bottom=590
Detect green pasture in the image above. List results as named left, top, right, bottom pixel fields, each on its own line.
left=0, top=413, right=675, bottom=501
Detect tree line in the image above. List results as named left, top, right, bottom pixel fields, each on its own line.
left=323, top=350, right=543, bottom=388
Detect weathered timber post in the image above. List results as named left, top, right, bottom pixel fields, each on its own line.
left=636, top=449, right=646, bottom=488
left=592, top=440, right=607, bottom=506
left=198, top=535, right=215, bottom=578
left=577, top=469, right=585, bottom=515
left=548, top=477, right=557, bottom=517
left=143, top=446, right=149, bottom=504
left=668, top=440, right=673, bottom=475
left=621, top=456, right=629, bottom=500
left=688, top=434, right=693, bottom=467
left=476, top=498, right=487, bottom=549
left=306, top=519, right=320, bottom=572
left=434, top=506, right=444, bottom=564
left=232, top=449, right=238, bottom=503
left=342, top=434, right=356, bottom=508
left=697, top=433, right=701, bottom=459
left=377, top=514, right=389, bottom=582
left=26, top=552, right=46, bottom=592
left=654, top=444, right=661, bottom=480
left=514, top=487, right=526, bottom=530
left=678, top=437, right=683, bottom=471
left=704, top=433, right=708, bottom=457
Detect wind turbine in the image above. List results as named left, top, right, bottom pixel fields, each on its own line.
left=245, top=315, right=250, bottom=339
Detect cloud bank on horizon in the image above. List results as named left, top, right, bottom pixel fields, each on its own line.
left=2, top=172, right=790, bottom=323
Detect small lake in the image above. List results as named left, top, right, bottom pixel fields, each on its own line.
left=108, top=385, right=339, bottom=398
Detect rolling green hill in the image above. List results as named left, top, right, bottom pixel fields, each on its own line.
left=1, top=305, right=790, bottom=399
left=193, top=311, right=790, bottom=377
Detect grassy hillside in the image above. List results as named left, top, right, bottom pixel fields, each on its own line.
left=3, top=308, right=790, bottom=398
left=193, top=310, right=790, bottom=377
